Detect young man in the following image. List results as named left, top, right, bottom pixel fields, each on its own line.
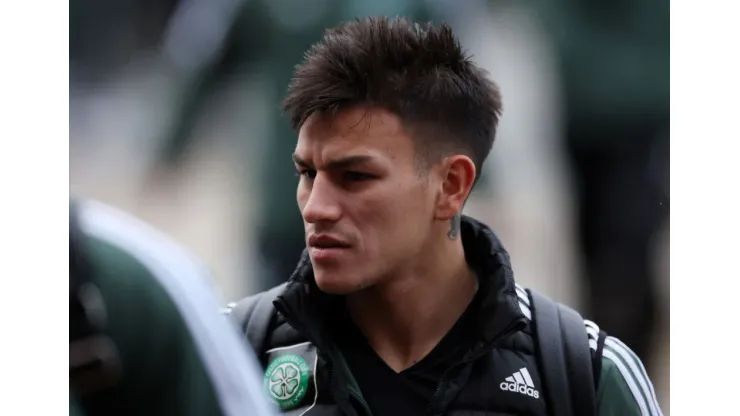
left=70, top=199, right=275, bottom=416
left=227, top=17, right=663, bottom=416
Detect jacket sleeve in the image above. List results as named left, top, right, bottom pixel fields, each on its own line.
left=596, top=335, right=663, bottom=416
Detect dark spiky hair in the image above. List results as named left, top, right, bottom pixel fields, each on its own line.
left=282, top=16, right=503, bottom=180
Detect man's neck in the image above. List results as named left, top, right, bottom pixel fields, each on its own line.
left=345, top=235, right=478, bottom=373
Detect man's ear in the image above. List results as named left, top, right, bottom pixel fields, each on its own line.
left=434, top=155, right=477, bottom=221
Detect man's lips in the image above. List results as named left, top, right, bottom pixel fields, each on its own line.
left=307, top=234, right=351, bottom=249
left=307, top=234, right=351, bottom=262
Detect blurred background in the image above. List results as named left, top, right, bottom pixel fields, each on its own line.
left=69, top=0, right=669, bottom=412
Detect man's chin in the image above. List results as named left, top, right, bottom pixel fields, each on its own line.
left=314, top=273, right=365, bottom=295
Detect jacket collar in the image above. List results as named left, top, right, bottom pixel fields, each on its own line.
left=274, top=215, right=525, bottom=347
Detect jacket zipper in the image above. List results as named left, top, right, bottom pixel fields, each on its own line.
left=275, top=299, right=370, bottom=416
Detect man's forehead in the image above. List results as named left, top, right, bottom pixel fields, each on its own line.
left=299, top=107, right=407, bottom=141
left=295, top=107, right=412, bottom=164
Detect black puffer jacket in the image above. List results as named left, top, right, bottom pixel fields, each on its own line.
left=228, top=217, right=602, bottom=415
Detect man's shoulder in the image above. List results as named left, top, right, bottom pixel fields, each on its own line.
left=596, top=333, right=663, bottom=415
left=224, top=283, right=295, bottom=354
left=224, top=283, right=288, bottom=321
left=513, top=283, right=602, bottom=363
left=514, top=283, right=662, bottom=415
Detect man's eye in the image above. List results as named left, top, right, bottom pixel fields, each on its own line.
left=344, top=171, right=373, bottom=181
left=296, top=169, right=317, bottom=179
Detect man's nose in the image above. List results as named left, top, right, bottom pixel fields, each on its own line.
left=301, top=175, right=342, bottom=224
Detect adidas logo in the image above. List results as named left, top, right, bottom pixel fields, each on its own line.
left=500, top=368, right=540, bottom=399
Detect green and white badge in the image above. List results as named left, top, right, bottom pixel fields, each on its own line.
left=264, top=353, right=310, bottom=410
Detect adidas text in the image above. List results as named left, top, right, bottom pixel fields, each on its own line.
left=500, top=368, right=540, bottom=399
left=500, top=382, right=540, bottom=399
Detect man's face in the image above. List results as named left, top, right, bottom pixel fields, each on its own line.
left=294, top=107, right=438, bottom=294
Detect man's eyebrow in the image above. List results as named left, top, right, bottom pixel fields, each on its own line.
left=292, top=154, right=309, bottom=167
left=292, top=154, right=375, bottom=170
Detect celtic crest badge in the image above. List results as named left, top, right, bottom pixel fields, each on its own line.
left=263, top=353, right=310, bottom=410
